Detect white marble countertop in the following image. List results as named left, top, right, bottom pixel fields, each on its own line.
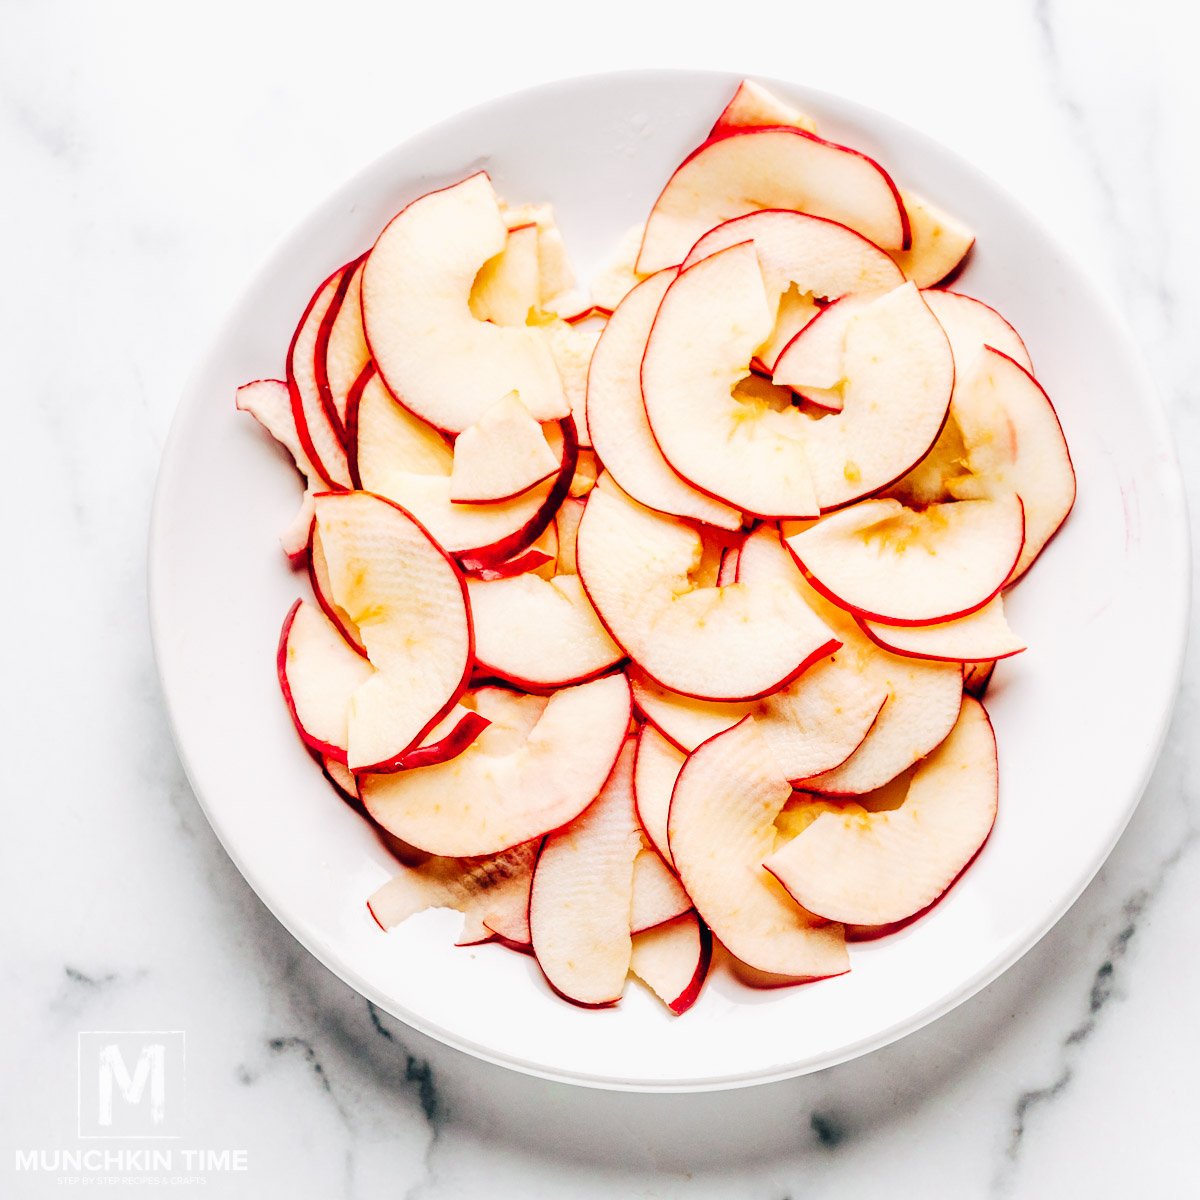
left=6, top=1, right=1198, bottom=1195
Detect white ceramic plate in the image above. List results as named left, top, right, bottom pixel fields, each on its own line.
left=150, top=70, right=1188, bottom=1091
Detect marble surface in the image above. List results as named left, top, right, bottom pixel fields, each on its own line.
left=4, top=0, right=1198, bottom=1194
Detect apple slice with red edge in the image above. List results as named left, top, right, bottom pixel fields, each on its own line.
left=528, top=739, right=643, bottom=1006
left=362, top=173, right=567, bottom=433
left=307, top=525, right=366, bottom=656
left=361, top=673, right=631, bottom=856
left=629, top=664, right=751, bottom=752
left=367, top=839, right=539, bottom=947
left=710, top=79, right=817, bottom=136
left=922, top=290, right=1032, bottom=373
left=631, top=912, right=712, bottom=1014
left=449, top=392, right=559, bottom=504
left=277, top=599, right=374, bottom=761
left=787, top=494, right=1025, bottom=626
left=667, top=719, right=849, bottom=979
left=632, top=726, right=680, bottom=865
left=350, top=363, right=578, bottom=566
left=322, top=753, right=359, bottom=802
left=236, top=378, right=321, bottom=564
left=636, top=126, right=909, bottom=276
left=770, top=293, right=874, bottom=402
left=766, top=696, right=997, bottom=926
left=468, top=572, right=623, bottom=689
left=630, top=847, right=691, bottom=932
left=313, top=491, right=472, bottom=771
left=469, top=222, right=539, bottom=326
left=578, top=476, right=838, bottom=701
left=889, top=194, right=974, bottom=287
left=859, top=595, right=1025, bottom=663
left=287, top=265, right=353, bottom=487
left=586, top=268, right=743, bottom=530
left=945, top=347, right=1075, bottom=583
left=316, top=258, right=370, bottom=438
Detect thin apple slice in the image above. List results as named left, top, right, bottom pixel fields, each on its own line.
left=964, top=659, right=996, bottom=698
left=766, top=697, right=997, bottom=926
left=586, top=269, right=743, bottom=530
left=236, top=378, right=321, bottom=562
left=633, top=724, right=685, bottom=864
left=754, top=288, right=822, bottom=375
left=361, top=673, right=631, bottom=856
left=528, top=739, right=643, bottom=1006
left=317, top=259, right=370, bottom=437
left=313, top=491, right=472, bottom=771
left=769, top=293, right=874, bottom=398
left=469, top=221, right=540, bottom=326
left=787, top=494, right=1025, bottom=626
left=630, top=848, right=691, bottom=932
left=637, top=126, right=909, bottom=275
left=709, top=79, right=817, bottom=136
left=307, top=524, right=366, bottom=656
left=667, top=720, right=849, bottom=979
left=543, top=319, right=601, bottom=446
left=629, top=664, right=751, bottom=752
left=578, top=477, right=838, bottom=701
left=642, top=243, right=818, bottom=518
left=322, top=754, right=359, bottom=803
left=288, top=265, right=354, bottom=487
left=922, top=289, right=1032, bottom=373
left=946, top=347, right=1076, bottom=582
left=277, top=599, right=374, bottom=761
left=362, top=174, right=567, bottom=433
left=395, top=703, right=491, bottom=771
left=449, top=392, right=559, bottom=503
left=630, top=912, right=712, bottom=1014
left=681, top=210, right=904, bottom=325
left=468, top=572, right=623, bottom=688
left=501, top=200, right=577, bottom=309
left=889, top=194, right=975, bottom=287
left=367, top=839, right=539, bottom=947
left=860, top=596, right=1025, bottom=663
left=351, top=363, right=577, bottom=565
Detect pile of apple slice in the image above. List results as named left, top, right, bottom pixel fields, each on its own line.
left=239, top=80, right=1075, bottom=1014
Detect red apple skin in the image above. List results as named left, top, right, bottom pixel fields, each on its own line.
left=312, top=253, right=366, bottom=443
left=345, top=361, right=581, bottom=572
left=787, top=498, right=1026, bottom=628
left=287, top=264, right=353, bottom=490
left=639, top=126, right=911, bottom=267
left=378, top=711, right=491, bottom=772
left=277, top=598, right=352, bottom=762
left=667, top=918, right=714, bottom=1014
left=305, top=526, right=368, bottom=659
left=308, top=489, right=477, bottom=775
left=854, top=617, right=1025, bottom=665
left=462, top=549, right=555, bottom=581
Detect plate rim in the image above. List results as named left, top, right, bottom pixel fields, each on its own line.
left=148, top=67, right=1191, bottom=1092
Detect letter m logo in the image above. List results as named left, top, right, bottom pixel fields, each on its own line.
left=78, top=1032, right=185, bottom=1138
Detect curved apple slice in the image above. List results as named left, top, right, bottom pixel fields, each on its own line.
left=307, top=525, right=366, bottom=656
left=313, top=492, right=472, bottom=771
left=578, top=477, right=838, bottom=701
left=469, top=221, right=539, bottom=326
left=667, top=720, right=849, bottom=980
left=787, top=495, right=1025, bottom=626
left=351, top=364, right=577, bottom=565
left=682, top=210, right=904, bottom=328
left=361, top=173, right=567, bottom=433
left=922, top=290, right=1032, bottom=374
left=235, top=378, right=321, bottom=562
left=316, top=259, right=370, bottom=438
left=633, top=724, right=685, bottom=864
left=288, top=265, right=353, bottom=488
left=629, top=665, right=751, bottom=752
left=361, top=673, right=631, bottom=857
left=947, top=347, right=1076, bottom=583
left=890, top=195, right=975, bottom=287
left=710, top=79, right=817, bottom=136
left=766, top=697, right=997, bottom=926
left=860, top=596, right=1025, bottom=663
left=770, top=293, right=874, bottom=400
left=449, top=392, right=559, bottom=503
left=395, top=704, right=491, bottom=771
left=630, top=848, right=691, bottom=933
left=631, top=912, right=713, bottom=1015
left=278, top=599, right=374, bottom=761
left=468, top=572, right=623, bottom=689
left=636, top=126, right=908, bottom=275
left=367, top=839, right=539, bottom=947
left=528, top=739, right=642, bottom=1007
left=586, top=270, right=742, bottom=530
